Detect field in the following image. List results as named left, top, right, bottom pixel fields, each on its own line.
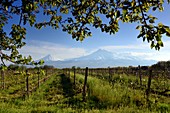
left=0, top=67, right=170, bottom=113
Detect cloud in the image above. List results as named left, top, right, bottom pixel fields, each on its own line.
left=100, top=44, right=148, bottom=51
left=17, top=39, right=170, bottom=62
left=99, top=40, right=170, bottom=61
left=19, top=40, right=86, bottom=60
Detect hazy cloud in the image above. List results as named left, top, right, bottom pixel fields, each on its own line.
left=19, top=40, right=86, bottom=60
left=18, top=39, right=170, bottom=62
left=99, top=41, right=170, bottom=61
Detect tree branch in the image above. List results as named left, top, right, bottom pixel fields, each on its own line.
left=138, top=0, right=147, bottom=25
left=19, top=12, right=23, bottom=25
left=79, top=2, right=96, bottom=31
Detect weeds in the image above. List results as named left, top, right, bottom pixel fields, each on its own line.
left=0, top=70, right=170, bottom=112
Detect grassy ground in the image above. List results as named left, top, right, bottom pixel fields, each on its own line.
left=0, top=71, right=170, bottom=112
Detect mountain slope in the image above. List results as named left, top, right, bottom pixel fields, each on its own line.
left=43, top=49, right=156, bottom=68
left=71, top=49, right=115, bottom=61
left=39, top=54, right=54, bottom=62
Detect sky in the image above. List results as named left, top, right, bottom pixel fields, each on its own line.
left=3, top=2, right=170, bottom=62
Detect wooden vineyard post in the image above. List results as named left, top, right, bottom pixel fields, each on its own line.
left=73, top=68, right=76, bottom=87
left=26, top=70, right=29, bottom=96
left=43, top=69, right=46, bottom=82
left=69, top=69, right=70, bottom=79
left=46, top=69, right=48, bottom=76
left=138, top=65, right=142, bottom=86
left=65, top=69, right=67, bottom=75
left=91, top=69, right=93, bottom=76
left=63, top=69, right=65, bottom=75
left=66, top=69, right=68, bottom=75
left=38, top=68, right=40, bottom=88
left=122, top=68, right=124, bottom=75
left=125, top=68, right=128, bottom=76
left=112, top=68, right=114, bottom=76
left=146, top=70, right=152, bottom=100
left=83, top=67, right=88, bottom=101
left=108, top=67, right=111, bottom=82
left=67, top=69, right=69, bottom=76
left=62, top=69, right=64, bottom=74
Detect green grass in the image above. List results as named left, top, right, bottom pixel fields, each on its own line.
left=72, top=72, right=170, bottom=112
left=0, top=70, right=170, bottom=112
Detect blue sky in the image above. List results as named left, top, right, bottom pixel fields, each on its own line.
left=4, top=2, right=170, bottom=62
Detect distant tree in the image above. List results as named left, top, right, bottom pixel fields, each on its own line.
left=167, top=61, right=170, bottom=67
left=151, top=61, right=169, bottom=70
left=19, top=65, right=27, bottom=71
left=1, top=0, right=170, bottom=66
left=8, top=64, right=26, bottom=71
left=141, top=66, right=149, bottom=70
left=77, top=67, right=81, bottom=70
left=72, top=66, right=76, bottom=69
left=8, top=64, right=19, bottom=70
left=43, top=65, right=54, bottom=69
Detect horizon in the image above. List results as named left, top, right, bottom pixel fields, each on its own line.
left=38, top=49, right=157, bottom=68
left=40, top=49, right=157, bottom=61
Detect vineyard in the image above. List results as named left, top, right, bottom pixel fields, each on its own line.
left=0, top=66, right=170, bottom=112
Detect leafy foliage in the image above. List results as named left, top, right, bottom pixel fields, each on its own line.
left=0, top=0, right=170, bottom=66
left=151, top=60, right=170, bottom=70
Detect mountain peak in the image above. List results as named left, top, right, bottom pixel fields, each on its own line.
left=95, top=49, right=110, bottom=53
left=41, top=54, right=54, bottom=61
left=91, top=49, right=113, bottom=57
left=42, top=49, right=156, bottom=68
left=71, top=49, right=114, bottom=61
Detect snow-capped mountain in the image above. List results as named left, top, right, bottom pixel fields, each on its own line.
left=39, top=54, right=54, bottom=62
left=70, top=49, right=143, bottom=61
left=71, top=49, right=115, bottom=61
left=42, top=49, right=156, bottom=68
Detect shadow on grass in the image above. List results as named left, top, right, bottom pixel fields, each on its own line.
left=59, top=74, right=110, bottom=110
left=59, top=74, right=86, bottom=109
left=60, top=74, right=75, bottom=97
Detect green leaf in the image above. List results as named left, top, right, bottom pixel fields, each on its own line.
left=158, top=41, right=164, bottom=47
left=149, top=19, right=155, bottom=23
left=158, top=23, right=163, bottom=28
left=79, top=36, right=84, bottom=42
left=152, top=7, right=157, bottom=11
left=168, top=0, right=170, bottom=3
left=122, top=8, right=127, bottom=17
left=39, top=60, right=44, bottom=65
left=60, top=5, right=69, bottom=14
left=166, top=32, right=170, bottom=37
left=159, top=6, right=164, bottom=12
left=150, top=41, right=155, bottom=49
left=137, top=32, right=145, bottom=38
left=40, top=70, right=45, bottom=75
left=165, top=27, right=170, bottom=33
left=136, top=26, right=141, bottom=30
left=1, top=66, right=7, bottom=71
left=116, top=10, right=120, bottom=18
